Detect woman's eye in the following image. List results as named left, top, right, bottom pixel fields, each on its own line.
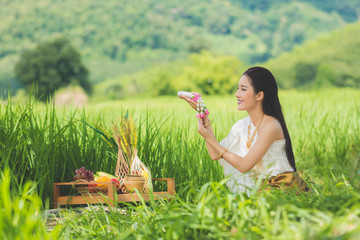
left=242, top=88, right=246, bottom=91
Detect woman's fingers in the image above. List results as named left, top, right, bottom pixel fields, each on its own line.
left=197, top=118, right=202, bottom=133
left=198, top=118, right=206, bottom=134
left=198, top=117, right=203, bottom=126
left=198, top=118, right=212, bottom=140
left=188, top=101, right=197, bottom=110
left=179, top=95, right=197, bottom=110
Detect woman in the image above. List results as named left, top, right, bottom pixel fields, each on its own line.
left=180, top=66, right=309, bottom=195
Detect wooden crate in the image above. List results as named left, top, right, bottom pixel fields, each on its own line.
left=53, top=178, right=175, bottom=209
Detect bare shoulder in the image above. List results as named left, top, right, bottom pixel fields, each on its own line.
left=259, top=115, right=284, bottom=140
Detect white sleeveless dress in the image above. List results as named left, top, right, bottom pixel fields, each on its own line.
left=219, top=116, right=294, bottom=196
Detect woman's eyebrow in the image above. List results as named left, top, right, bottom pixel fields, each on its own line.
left=240, top=85, right=248, bottom=88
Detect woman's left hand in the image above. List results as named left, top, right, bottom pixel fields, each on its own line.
left=197, top=118, right=212, bottom=140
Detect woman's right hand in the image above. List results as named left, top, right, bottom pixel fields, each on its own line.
left=178, top=95, right=197, bottom=111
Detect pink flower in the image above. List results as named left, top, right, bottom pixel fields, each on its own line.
left=205, top=109, right=209, bottom=115
left=200, top=113, right=205, bottom=118
left=196, top=113, right=200, bottom=118
left=192, top=92, right=201, bottom=102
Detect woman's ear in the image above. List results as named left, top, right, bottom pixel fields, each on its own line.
left=257, top=91, right=264, bottom=102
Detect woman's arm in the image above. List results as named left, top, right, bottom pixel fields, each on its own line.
left=179, top=95, right=222, bottom=159
left=199, top=118, right=282, bottom=173
left=202, top=115, right=222, bottom=160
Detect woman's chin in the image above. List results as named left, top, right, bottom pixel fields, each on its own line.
left=237, top=105, right=245, bottom=111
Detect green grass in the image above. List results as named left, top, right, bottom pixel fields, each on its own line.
left=0, top=168, right=63, bottom=239
left=56, top=181, right=360, bottom=239
left=0, top=88, right=359, bottom=239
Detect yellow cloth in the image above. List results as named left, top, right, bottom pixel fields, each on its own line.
left=260, top=171, right=311, bottom=193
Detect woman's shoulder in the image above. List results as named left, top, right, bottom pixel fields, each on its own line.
left=263, top=115, right=281, bottom=127
left=259, top=116, right=284, bottom=140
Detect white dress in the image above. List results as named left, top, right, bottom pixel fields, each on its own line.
left=219, top=116, right=294, bottom=196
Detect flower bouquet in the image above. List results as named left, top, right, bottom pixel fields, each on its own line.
left=177, top=91, right=210, bottom=118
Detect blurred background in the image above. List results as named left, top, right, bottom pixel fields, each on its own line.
left=0, top=0, right=359, bottom=104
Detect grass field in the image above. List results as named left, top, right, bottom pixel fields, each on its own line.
left=1, top=88, right=359, bottom=239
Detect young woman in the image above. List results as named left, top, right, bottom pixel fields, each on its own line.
left=180, top=66, right=309, bottom=195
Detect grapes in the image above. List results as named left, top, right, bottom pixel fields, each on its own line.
left=73, top=166, right=94, bottom=181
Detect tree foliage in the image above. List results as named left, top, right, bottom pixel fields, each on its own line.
left=14, top=37, right=92, bottom=100
left=97, top=19, right=360, bottom=98
left=95, top=51, right=244, bottom=99
left=179, top=52, right=243, bottom=95
left=294, top=62, right=318, bottom=88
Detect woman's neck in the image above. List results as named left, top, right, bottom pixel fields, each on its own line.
left=247, top=106, right=264, bottom=128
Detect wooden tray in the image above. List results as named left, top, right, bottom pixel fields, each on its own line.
left=52, top=178, right=175, bottom=208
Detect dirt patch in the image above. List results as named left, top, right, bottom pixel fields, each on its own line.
left=54, top=87, right=88, bottom=107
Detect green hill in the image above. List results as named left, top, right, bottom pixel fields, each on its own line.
left=265, top=21, right=360, bottom=89
left=0, top=0, right=359, bottom=95
left=93, top=21, right=360, bottom=100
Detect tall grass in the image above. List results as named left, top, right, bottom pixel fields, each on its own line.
left=0, top=89, right=359, bottom=238
left=57, top=179, right=360, bottom=239
left=0, top=98, right=117, bottom=201
left=1, top=89, right=360, bottom=198
left=0, top=168, right=63, bottom=239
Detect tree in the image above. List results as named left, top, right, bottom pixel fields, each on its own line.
left=180, top=51, right=243, bottom=95
left=294, top=62, right=318, bottom=88
left=187, top=37, right=211, bottom=53
left=314, top=64, right=335, bottom=88
left=14, top=37, right=92, bottom=100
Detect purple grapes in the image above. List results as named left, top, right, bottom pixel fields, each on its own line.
left=74, top=166, right=94, bottom=181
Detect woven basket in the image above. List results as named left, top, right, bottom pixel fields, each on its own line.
left=123, top=175, right=146, bottom=192
left=114, top=146, right=152, bottom=193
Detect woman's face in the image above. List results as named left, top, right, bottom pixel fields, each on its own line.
left=235, top=74, right=258, bottom=111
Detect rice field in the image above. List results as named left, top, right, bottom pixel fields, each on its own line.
left=1, top=88, right=359, bottom=239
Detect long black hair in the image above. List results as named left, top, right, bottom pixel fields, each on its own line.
left=244, top=66, right=297, bottom=172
